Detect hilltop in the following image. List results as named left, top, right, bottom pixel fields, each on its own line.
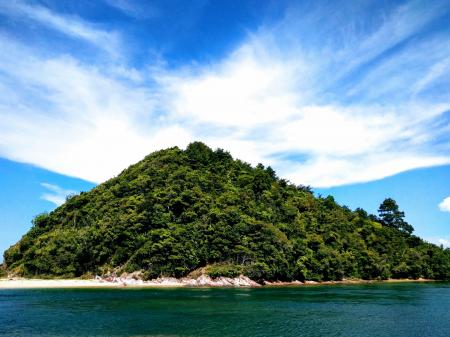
left=3, top=142, right=450, bottom=282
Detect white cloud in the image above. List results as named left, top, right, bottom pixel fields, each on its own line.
left=156, top=34, right=450, bottom=186
left=426, top=237, right=450, bottom=248
left=412, top=58, right=450, bottom=96
left=335, top=1, right=447, bottom=80
left=0, top=37, right=193, bottom=182
left=40, top=183, right=76, bottom=206
left=160, top=45, right=307, bottom=128
left=0, top=1, right=449, bottom=188
left=438, top=239, right=450, bottom=248
left=0, top=1, right=121, bottom=57
left=103, top=0, right=159, bottom=19
left=439, top=197, right=450, bottom=213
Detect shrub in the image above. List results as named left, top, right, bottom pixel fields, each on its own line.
left=205, top=263, right=243, bottom=278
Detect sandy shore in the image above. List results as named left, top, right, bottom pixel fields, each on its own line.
left=0, top=276, right=436, bottom=289
left=0, top=278, right=136, bottom=289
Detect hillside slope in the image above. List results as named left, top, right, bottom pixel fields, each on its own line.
left=4, top=142, right=450, bottom=281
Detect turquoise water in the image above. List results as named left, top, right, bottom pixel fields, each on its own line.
left=1, top=283, right=449, bottom=337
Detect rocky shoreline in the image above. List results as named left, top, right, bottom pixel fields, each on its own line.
left=0, top=274, right=436, bottom=289
left=96, top=274, right=260, bottom=287
left=261, top=278, right=435, bottom=286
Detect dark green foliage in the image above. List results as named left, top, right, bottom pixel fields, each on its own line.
left=378, top=198, right=414, bottom=234
left=206, top=263, right=244, bottom=278
left=4, top=143, right=450, bottom=281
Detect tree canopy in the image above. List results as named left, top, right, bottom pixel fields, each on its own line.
left=378, top=198, right=414, bottom=235
left=3, top=142, right=450, bottom=281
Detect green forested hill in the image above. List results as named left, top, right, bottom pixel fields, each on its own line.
left=3, top=142, right=450, bottom=281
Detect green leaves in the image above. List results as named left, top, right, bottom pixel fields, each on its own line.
left=378, top=198, right=414, bottom=234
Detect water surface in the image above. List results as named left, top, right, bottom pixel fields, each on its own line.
left=1, top=282, right=449, bottom=336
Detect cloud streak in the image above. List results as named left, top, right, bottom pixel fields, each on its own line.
left=103, top=0, right=159, bottom=19
left=0, top=1, right=449, bottom=187
left=0, top=0, right=121, bottom=57
left=40, top=183, right=76, bottom=206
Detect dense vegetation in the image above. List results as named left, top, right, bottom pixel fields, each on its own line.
left=4, top=142, right=450, bottom=281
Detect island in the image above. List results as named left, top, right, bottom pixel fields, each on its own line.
left=2, top=142, right=449, bottom=286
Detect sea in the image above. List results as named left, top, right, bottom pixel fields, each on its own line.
left=1, top=282, right=449, bottom=337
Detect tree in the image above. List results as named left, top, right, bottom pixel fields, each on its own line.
left=378, top=198, right=414, bottom=234
left=31, top=212, right=49, bottom=228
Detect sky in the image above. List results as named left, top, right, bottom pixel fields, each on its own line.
left=0, top=0, right=449, bottom=258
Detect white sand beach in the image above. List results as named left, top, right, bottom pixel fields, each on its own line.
left=0, top=278, right=151, bottom=289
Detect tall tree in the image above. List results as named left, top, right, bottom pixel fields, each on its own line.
left=378, top=198, right=414, bottom=234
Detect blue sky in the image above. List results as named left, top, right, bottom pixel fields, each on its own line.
left=0, top=0, right=450, bottom=258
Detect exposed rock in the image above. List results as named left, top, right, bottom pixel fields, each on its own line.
left=304, top=280, right=319, bottom=284
left=96, top=273, right=260, bottom=287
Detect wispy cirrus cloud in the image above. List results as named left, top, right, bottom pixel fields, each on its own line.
left=103, top=0, right=160, bottom=19
left=156, top=20, right=450, bottom=186
left=0, top=0, right=449, bottom=187
left=40, top=183, right=75, bottom=206
left=0, top=0, right=121, bottom=57
left=0, top=35, right=192, bottom=182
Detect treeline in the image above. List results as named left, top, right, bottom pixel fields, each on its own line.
left=4, top=142, right=450, bottom=281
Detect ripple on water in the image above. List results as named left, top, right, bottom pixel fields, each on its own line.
left=0, top=283, right=449, bottom=337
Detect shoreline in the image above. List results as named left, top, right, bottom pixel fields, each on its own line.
left=263, top=278, right=436, bottom=287
left=0, top=276, right=437, bottom=289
